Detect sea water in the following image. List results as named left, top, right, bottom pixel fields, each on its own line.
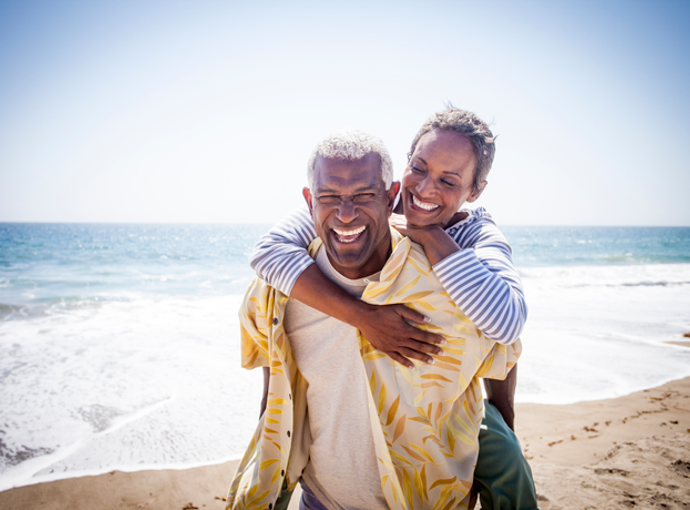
left=1, top=223, right=689, bottom=490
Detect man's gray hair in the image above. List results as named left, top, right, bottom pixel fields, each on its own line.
left=307, top=129, right=394, bottom=190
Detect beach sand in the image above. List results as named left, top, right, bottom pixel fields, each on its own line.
left=1, top=377, right=688, bottom=510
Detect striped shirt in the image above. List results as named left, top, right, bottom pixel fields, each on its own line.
left=249, top=205, right=526, bottom=345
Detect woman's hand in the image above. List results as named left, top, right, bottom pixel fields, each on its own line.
left=389, top=213, right=436, bottom=245
left=357, top=302, right=445, bottom=368
left=390, top=213, right=460, bottom=266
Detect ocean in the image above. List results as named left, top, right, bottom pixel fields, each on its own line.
left=1, top=222, right=689, bottom=491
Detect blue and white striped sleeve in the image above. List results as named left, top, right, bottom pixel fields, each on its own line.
left=432, top=214, right=527, bottom=345
left=249, top=207, right=318, bottom=296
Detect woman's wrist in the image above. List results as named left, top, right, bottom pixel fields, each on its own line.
left=414, top=225, right=459, bottom=266
left=415, top=224, right=444, bottom=246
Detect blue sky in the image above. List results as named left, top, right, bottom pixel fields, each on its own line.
left=1, top=0, right=689, bottom=225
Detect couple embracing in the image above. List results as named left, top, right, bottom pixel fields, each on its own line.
left=227, top=107, right=537, bottom=510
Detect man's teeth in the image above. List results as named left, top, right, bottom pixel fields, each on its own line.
left=412, top=195, right=439, bottom=211
left=333, top=226, right=366, bottom=243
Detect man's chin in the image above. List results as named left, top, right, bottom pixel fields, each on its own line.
left=324, top=245, right=371, bottom=275
left=329, top=252, right=368, bottom=269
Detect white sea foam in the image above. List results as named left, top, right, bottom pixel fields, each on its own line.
left=1, top=263, right=689, bottom=491
left=0, top=293, right=262, bottom=491
left=516, top=263, right=690, bottom=404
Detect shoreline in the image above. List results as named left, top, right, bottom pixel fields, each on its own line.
left=1, top=376, right=689, bottom=509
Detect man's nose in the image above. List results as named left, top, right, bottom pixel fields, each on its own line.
left=335, top=199, right=358, bottom=224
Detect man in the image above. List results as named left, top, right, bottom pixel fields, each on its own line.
left=227, top=131, right=526, bottom=509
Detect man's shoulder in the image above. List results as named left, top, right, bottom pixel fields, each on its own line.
left=241, top=277, right=287, bottom=313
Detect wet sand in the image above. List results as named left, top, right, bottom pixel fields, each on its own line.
left=1, top=377, right=689, bottom=510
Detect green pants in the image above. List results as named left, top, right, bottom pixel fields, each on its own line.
left=474, top=400, right=539, bottom=510
left=274, top=400, right=538, bottom=509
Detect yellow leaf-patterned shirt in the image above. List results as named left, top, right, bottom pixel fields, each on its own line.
left=227, top=230, right=521, bottom=510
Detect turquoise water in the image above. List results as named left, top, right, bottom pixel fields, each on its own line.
left=1, top=222, right=689, bottom=490
left=2, top=223, right=688, bottom=313
left=0, top=223, right=265, bottom=314
left=504, top=225, right=690, bottom=267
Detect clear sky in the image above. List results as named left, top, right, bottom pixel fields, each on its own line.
left=1, top=0, right=689, bottom=225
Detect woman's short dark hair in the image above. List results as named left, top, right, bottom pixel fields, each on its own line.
left=409, top=107, right=495, bottom=193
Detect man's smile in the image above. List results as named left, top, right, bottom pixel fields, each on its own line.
left=410, top=193, right=440, bottom=212
left=332, top=225, right=366, bottom=243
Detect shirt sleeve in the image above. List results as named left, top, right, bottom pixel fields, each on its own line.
left=239, top=280, right=270, bottom=369
left=432, top=211, right=527, bottom=345
left=476, top=338, right=522, bottom=380
left=249, top=207, right=318, bottom=296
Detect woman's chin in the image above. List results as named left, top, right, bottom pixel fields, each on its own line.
left=403, top=208, right=440, bottom=227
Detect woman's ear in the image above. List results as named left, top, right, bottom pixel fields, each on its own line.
left=467, top=180, right=488, bottom=203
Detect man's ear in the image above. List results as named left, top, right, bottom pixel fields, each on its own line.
left=467, top=180, right=487, bottom=203
left=387, top=181, right=401, bottom=211
left=303, top=187, right=314, bottom=215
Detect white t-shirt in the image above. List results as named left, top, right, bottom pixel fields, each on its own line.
left=284, top=247, right=388, bottom=510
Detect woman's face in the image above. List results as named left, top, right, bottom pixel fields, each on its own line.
left=401, top=128, right=485, bottom=228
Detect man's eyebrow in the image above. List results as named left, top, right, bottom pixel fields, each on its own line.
left=315, top=184, right=379, bottom=194
left=353, top=184, right=379, bottom=193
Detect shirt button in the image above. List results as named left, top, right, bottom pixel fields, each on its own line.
left=272, top=318, right=279, bottom=325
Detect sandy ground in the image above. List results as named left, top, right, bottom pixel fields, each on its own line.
left=1, top=377, right=689, bottom=510
left=517, top=376, right=690, bottom=509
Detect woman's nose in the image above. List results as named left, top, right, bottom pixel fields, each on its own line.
left=416, top=175, right=434, bottom=197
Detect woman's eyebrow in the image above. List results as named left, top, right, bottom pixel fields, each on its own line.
left=414, top=155, right=462, bottom=178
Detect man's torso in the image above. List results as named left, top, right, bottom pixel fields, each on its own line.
left=284, top=247, right=388, bottom=510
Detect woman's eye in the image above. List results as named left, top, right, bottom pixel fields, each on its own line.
left=411, top=165, right=424, bottom=173
left=441, top=179, right=457, bottom=187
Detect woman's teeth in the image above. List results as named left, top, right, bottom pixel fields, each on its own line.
left=412, top=195, right=439, bottom=211
left=333, top=226, right=366, bottom=243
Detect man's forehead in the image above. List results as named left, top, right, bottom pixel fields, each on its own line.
left=313, top=154, right=384, bottom=190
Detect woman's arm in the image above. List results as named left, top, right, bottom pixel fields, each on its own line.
left=250, top=208, right=318, bottom=296
left=250, top=208, right=445, bottom=367
left=484, top=366, right=517, bottom=431
left=390, top=210, right=527, bottom=345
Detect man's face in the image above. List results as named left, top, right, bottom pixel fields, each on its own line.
left=303, top=153, right=399, bottom=280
